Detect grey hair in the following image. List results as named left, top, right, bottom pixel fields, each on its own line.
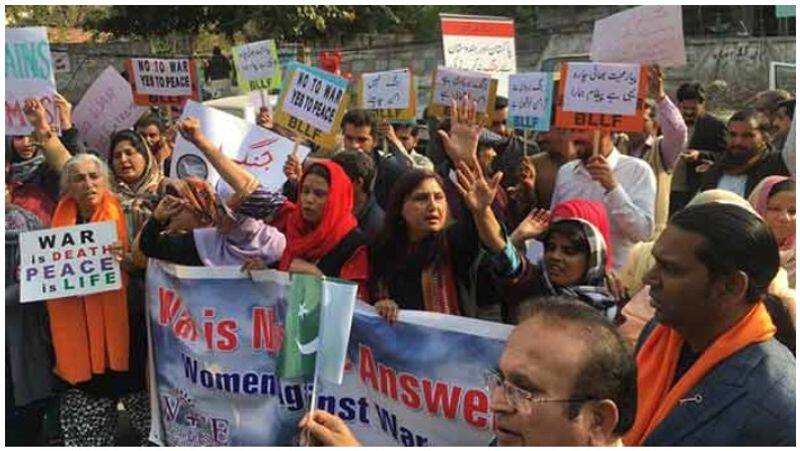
left=59, top=153, right=110, bottom=196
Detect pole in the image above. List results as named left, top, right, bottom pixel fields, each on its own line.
left=592, top=129, right=601, bottom=157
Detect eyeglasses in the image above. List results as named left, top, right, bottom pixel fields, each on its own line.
left=484, top=370, right=594, bottom=413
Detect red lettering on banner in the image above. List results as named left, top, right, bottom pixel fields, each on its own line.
left=422, top=380, right=462, bottom=420
left=252, top=307, right=284, bottom=353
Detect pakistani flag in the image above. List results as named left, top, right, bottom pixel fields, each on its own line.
left=277, top=274, right=357, bottom=384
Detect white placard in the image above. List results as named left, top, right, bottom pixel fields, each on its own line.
left=131, top=58, right=193, bottom=97
left=171, top=100, right=311, bottom=194
left=508, top=72, right=554, bottom=131
left=233, top=39, right=279, bottom=82
left=51, top=50, right=71, bottom=73
left=562, top=62, right=641, bottom=116
left=432, top=66, right=493, bottom=113
left=280, top=66, right=347, bottom=134
left=72, top=66, right=149, bottom=158
left=5, top=27, right=60, bottom=136
left=590, top=5, right=686, bottom=67
left=361, top=68, right=411, bottom=110
left=20, top=221, right=122, bottom=303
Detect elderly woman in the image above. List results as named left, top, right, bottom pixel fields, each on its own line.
left=47, top=153, right=149, bottom=446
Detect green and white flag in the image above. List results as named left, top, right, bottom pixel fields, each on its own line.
left=277, top=274, right=357, bottom=384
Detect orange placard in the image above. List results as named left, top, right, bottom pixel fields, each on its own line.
left=554, top=63, right=648, bottom=133
left=126, top=59, right=200, bottom=107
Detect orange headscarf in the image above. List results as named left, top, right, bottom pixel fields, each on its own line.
left=47, top=190, right=130, bottom=385
left=623, top=302, right=776, bottom=445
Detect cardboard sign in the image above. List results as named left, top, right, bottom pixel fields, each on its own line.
left=233, top=39, right=282, bottom=92
left=20, top=221, right=122, bottom=303
left=441, top=14, right=516, bottom=97
left=72, top=66, right=149, bottom=158
left=357, top=68, right=417, bottom=121
left=5, top=26, right=60, bottom=136
left=555, top=63, right=648, bottom=133
left=428, top=66, right=498, bottom=119
left=591, top=5, right=686, bottom=67
left=508, top=72, right=554, bottom=131
left=273, top=62, right=350, bottom=149
left=126, top=58, right=200, bottom=106
left=171, top=100, right=310, bottom=194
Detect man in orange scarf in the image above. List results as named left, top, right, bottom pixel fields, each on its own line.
left=626, top=203, right=795, bottom=446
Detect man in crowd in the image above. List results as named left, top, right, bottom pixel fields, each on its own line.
left=550, top=128, right=656, bottom=270
left=487, top=95, right=538, bottom=189
left=626, top=203, right=795, bottom=446
left=753, top=89, right=794, bottom=133
left=527, top=129, right=575, bottom=210
left=135, top=112, right=172, bottom=175
left=389, top=121, right=434, bottom=170
left=206, top=45, right=233, bottom=97
left=330, top=150, right=384, bottom=242
left=771, top=99, right=795, bottom=150
left=698, top=109, right=791, bottom=197
left=299, top=297, right=637, bottom=446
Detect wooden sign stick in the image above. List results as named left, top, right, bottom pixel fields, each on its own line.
left=592, top=129, right=601, bottom=157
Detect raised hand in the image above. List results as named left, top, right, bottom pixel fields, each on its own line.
left=374, top=298, right=399, bottom=324
left=53, top=93, right=73, bottom=130
left=176, top=117, right=205, bottom=145
left=437, top=95, right=482, bottom=164
left=283, top=141, right=303, bottom=184
left=648, top=64, right=665, bottom=100
left=454, top=160, right=503, bottom=214
left=23, top=98, right=49, bottom=133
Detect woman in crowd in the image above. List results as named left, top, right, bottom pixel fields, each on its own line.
left=368, top=97, right=520, bottom=320
left=46, top=153, right=149, bottom=446
left=505, top=198, right=618, bottom=322
left=749, top=176, right=795, bottom=288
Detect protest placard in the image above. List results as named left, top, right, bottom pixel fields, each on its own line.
left=273, top=62, right=350, bottom=149
left=441, top=14, right=516, bottom=97
left=72, top=66, right=149, bottom=158
left=508, top=72, right=554, bottom=131
left=171, top=100, right=310, bottom=194
left=590, top=5, right=686, bottom=67
left=127, top=58, right=200, bottom=106
left=233, top=39, right=282, bottom=92
left=5, top=26, right=60, bottom=136
left=428, top=66, right=497, bottom=119
left=357, top=68, right=417, bottom=121
left=555, top=62, right=648, bottom=133
left=51, top=50, right=71, bottom=73
left=19, top=221, right=122, bottom=303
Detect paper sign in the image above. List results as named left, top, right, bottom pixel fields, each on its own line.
left=233, top=39, right=282, bottom=92
left=428, top=66, right=498, bottom=119
left=273, top=62, right=350, bottom=149
left=171, top=100, right=311, bottom=194
left=51, top=50, right=70, bottom=73
left=20, top=221, right=122, bottom=303
left=508, top=72, right=554, bottom=131
left=72, top=66, right=149, bottom=158
left=5, top=27, right=60, bottom=136
left=441, top=14, right=516, bottom=97
left=127, top=58, right=200, bottom=106
left=555, top=63, right=648, bottom=133
left=562, top=62, right=641, bottom=116
left=591, top=5, right=686, bottom=67
left=360, top=69, right=411, bottom=110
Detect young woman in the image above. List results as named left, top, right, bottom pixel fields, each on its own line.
left=749, top=176, right=795, bottom=288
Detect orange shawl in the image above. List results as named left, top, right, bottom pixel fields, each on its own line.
left=47, top=190, right=130, bottom=385
left=624, top=302, right=776, bottom=445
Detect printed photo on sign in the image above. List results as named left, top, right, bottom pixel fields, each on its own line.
left=19, top=221, right=122, bottom=303
left=131, top=58, right=194, bottom=97
left=361, top=69, right=411, bottom=110
left=233, top=39, right=282, bottom=92
left=431, top=66, right=494, bottom=113
left=508, top=72, right=554, bottom=131
left=562, top=62, right=641, bottom=116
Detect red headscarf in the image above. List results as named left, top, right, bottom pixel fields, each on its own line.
left=551, top=198, right=613, bottom=270
left=278, top=160, right=358, bottom=270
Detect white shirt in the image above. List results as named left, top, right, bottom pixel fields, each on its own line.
left=550, top=148, right=656, bottom=270
left=717, top=173, right=748, bottom=197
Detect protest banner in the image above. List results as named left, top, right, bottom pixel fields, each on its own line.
left=440, top=14, right=516, bottom=97
left=5, top=26, right=60, bottom=135
left=146, top=261, right=510, bottom=446
left=590, top=5, right=686, bottom=67
left=508, top=72, right=554, bottom=131
left=356, top=68, right=417, bottom=121
left=126, top=58, right=200, bottom=106
left=555, top=62, right=648, bottom=133
left=428, top=66, right=498, bottom=120
left=233, top=39, right=282, bottom=92
left=19, top=221, right=122, bottom=303
left=171, top=100, right=310, bottom=194
left=273, top=62, right=350, bottom=149
left=72, top=66, right=149, bottom=158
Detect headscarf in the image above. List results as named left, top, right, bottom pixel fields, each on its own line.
left=544, top=199, right=616, bottom=318
left=748, top=176, right=795, bottom=287
left=278, top=160, right=358, bottom=271
left=161, top=178, right=231, bottom=226
left=7, top=135, right=47, bottom=184
left=193, top=217, right=287, bottom=267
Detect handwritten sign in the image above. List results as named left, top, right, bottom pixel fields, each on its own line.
left=357, top=68, right=417, bottom=120
left=508, top=72, right=554, bottom=131
left=555, top=63, right=648, bottom=133
left=20, top=222, right=122, bottom=303
left=428, top=66, right=498, bottom=119
left=171, top=100, right=310, bottom=194
left=562, top=62, right=641, bottom=116
left=72, top=66, right=149, bottom=158
left=233, top=39, right=282, bottom=92
left=441, top=14, right=516, bottom=97
left=127, top=58, right=200, bottom=106
left=5, top=27, right=60, bottom=136
left=591, top=5, right=686, bottom=67
left=273, top=62, right=349, bottom=149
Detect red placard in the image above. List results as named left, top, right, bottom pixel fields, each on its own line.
left=440, top=18, right=515, bottom=37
